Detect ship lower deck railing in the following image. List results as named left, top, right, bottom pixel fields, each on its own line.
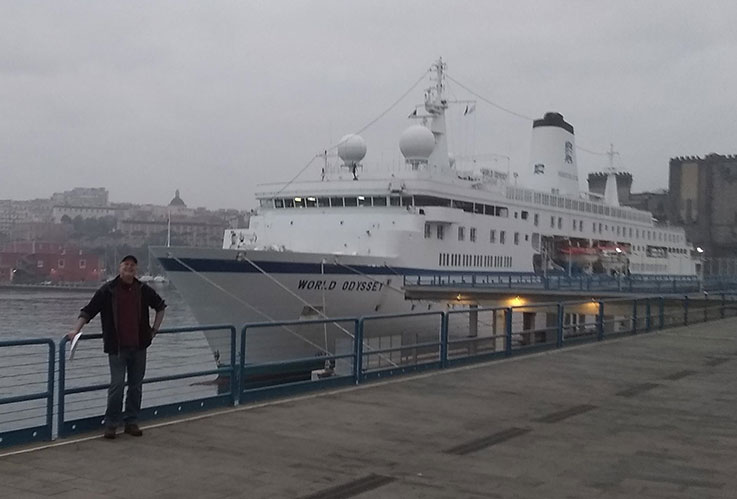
left=403, top=272, right=737, bottom=294
left=2, top=294, right=737, bottom=450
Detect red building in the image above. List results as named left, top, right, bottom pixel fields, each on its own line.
left=0, top=242, right=104, bottom=284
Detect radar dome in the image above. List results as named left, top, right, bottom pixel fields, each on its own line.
left=337, top=134, right=367, bottom=165
left=399, top=125, right=435, bottom=161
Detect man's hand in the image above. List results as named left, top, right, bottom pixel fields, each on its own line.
left=66, top=330, right=80, bottom=341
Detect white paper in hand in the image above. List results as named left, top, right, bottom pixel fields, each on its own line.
left=69, top=332, right=83, bottom=361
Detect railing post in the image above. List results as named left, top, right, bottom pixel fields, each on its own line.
left=239, top=326, right=248, bottom=402
left=440, top=312, right=449, bottom=369
left=683, top=295, right=689, bottom=325
left=721, top=293, right=726, bottom=319
left=505, top=308, right=513, bottom=357
left=230, top=326, right=238, bottom=406
left=632, top=299, right=638, bottom=334
left=556, top=303, right=564, bottom=348
left=58, top=336, right=67, bottom=438
left=704, top=293, right=709, bottom=322
left=355, top=318, right=365, bottom=383
left=645, top=298, right=651, bottom=332
left=46, top=341, right=55, bottom=441
left=508, top=275, right=512, bottom=288
left=659, top=296, right=665, bottom=329
left=597, top=301, right=605, bottom=341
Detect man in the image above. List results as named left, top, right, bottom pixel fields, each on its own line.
left=67, top=255, right=166, bottom=439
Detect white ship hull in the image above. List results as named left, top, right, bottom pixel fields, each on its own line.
left=152, top=247, right=440, bottom=365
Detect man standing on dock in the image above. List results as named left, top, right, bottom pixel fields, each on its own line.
left=67, top=254, right=167, bottom=439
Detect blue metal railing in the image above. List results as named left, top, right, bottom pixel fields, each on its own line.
left=239, top=317, right=359, bottom=402
left=1, top=293, right=736, bottom=450
left=0, top=339, right=55, bottom=449
left=57, top=325, right=236, bottom=438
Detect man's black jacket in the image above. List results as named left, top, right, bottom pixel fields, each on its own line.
left=79, top=276, right=167, bottom=354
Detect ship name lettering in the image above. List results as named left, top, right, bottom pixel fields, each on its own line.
left=297, top=279, right=337, bottom=290
left=342, top=281, right=383, bottom=292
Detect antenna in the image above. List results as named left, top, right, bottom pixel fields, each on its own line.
left=606, top=143, right=620, bottom=172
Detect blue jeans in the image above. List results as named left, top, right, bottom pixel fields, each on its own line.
left=105, top=348, right=147, bottom=429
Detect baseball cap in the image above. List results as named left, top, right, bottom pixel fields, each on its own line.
left=120, top=255, right=138, bottom=264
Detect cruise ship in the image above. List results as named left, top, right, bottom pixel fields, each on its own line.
left=152, top=59, right=696, bottom=366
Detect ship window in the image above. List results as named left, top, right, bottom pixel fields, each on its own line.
left=424, top=223, right=431, bottom=239
left=500, top=231, right=506, bottom=244
left=550, top=216, right=555, bottom=228
left=484, top=204, right=495, bottom=215
left=260, top=198, right=273, bottom=208
left=490, top=230, right=496, bottom=243
left=316, top=197, right=329, bottom=207
left=344, top=197, right=358, bottom=207
left=534, top=213, right=539, bottom=226
left=357, top=196, right=369, bottom=207
left=514, top=232, right=520, bottom=245
left=58, top=259, right=65, bottom=268
left=437, top=225, right=444, bottom=240
left=452, top=200, right=473, bottom=212
left=525, top=234, right=529, bottom=241
left=329, top=197, right=344, bottom=207
left=473, top=204, right=484, bottom=214
left=458, top=227, right=465, bottom=241
left=521, top=210, right=528, bottom=220
left=306, top=197, right=317, bottom=208
left=79, top=259, right=86, bottom=269
left=470, top=227, right=476, bottom=242
left=401, top=196, right=413, bottom=207
left=372, top=196, right=387, bottom=206
left=284, top=198, right=295, bottom=208
left=496, top=207, right=508, bottom=217
left=294, top=197, right=304, bottom=208
left=557, top=217, right=562, bottom=229
left=514, top=211, right=518, bottom=219
left=389, top=196, right=401, bottom=206
left=413, top=195, right=449, bottom=207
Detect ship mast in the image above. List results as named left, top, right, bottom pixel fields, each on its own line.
left=424, top=58, right=450, bottom=170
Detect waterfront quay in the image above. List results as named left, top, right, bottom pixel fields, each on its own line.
left=2, top=317, right=737, bottom=498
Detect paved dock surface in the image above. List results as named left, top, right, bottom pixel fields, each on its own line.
left=2, top=318, right=737, bottom=498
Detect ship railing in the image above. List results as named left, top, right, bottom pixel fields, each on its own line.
left=403, top=272, right=737, bottom=294
left=3, top=294, right=737, bottom=450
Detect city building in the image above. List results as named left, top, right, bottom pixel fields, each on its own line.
left=668, top=153, right=737, bottom=258
left=0, top=241, right=103, bottom=283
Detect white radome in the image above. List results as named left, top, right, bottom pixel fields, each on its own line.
left=337, top=134, right=367, bottom=165
left=399, top=125, right=435, bottom=161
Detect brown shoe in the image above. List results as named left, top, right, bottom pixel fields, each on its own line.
left=103, top=428, right=117, bottom=439
left=124, top=424, right=143, bottom=436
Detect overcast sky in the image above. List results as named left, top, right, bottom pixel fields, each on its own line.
left=1, top=1, right=735, bottom=209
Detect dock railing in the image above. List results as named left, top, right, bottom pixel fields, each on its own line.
left=0, top=339, right=54, bottom=449
left=2, top=293, right=737, bottom=450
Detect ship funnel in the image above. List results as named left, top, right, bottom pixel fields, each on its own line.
left=527, top=112, right=579, bottom=196
left=604, top=172, right=620, bottom=206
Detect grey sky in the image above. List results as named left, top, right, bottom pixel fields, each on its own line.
left=1, top=1, right=735, bottom=209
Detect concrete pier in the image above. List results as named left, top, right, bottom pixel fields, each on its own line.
left=2, top=317, right=736, bottom=498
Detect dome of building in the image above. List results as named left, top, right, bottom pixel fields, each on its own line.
left=169, top=189, right=186, bottom=207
